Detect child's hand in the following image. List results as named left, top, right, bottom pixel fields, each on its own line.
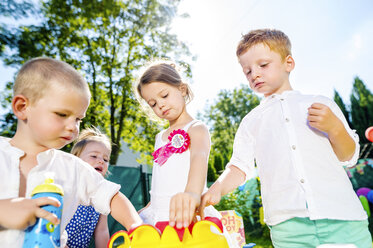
left=0, top=197, right=60, bottom=230
left=307, top=103, right=343, bottom=135
left=198, top=184, right=222, bottom=220
left=308, top=102, right=356, bottom=161
left=169, top=192, right=200, bottom=229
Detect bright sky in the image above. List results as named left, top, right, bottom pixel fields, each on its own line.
left=1, top=0, right=373, bottom=117
left=171, top=0, right=373, bottom=116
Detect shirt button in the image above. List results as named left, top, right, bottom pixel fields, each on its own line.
left=280, top=98, right=284, bottom=101
left=285, top=118, right=290, bottom=122
left=292, top=145, right=296, bottom=150
left=300, top=179, right=305, bottom=183
left=271, top=95, right=275, bottom=99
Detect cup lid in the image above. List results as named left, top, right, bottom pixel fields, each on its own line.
left=31, top=178, right=64, bottom=196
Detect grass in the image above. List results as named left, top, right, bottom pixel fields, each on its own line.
left=246, top=235, right=273, bottom=248
left=245, top=226, right=273, bottom=248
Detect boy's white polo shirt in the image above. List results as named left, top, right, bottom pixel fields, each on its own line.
left=0, top=137, right=120, bottom=247
left=228, top=90, right=366, bottom=226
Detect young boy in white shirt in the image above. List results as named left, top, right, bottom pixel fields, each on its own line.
left=0, top=57, right=142, bottom=247
left=199, top=29, right=372, bottom=247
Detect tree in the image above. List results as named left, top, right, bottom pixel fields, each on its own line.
left=0, top=0, right=37, bottom=55
left=0, top=0, right=35, bottom=18
left=0, top=0, right=191, bottom=165
left=199, top=84, right=260, bottom=180
left=350, top=77, right=373, bottom=144
left=333, top=90, right=351, bottom=127
left=0, top=0, right=38, bottom=137
left=334, top=77, right=373, bottom=158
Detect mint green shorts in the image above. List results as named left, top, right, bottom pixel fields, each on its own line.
left=268, top=217, right=372, bottom=248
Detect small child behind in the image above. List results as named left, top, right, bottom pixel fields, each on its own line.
left=65, top=127, right=112, bottom=248
left=200, top=29, right=372, bottom=248
left=0, top=57, right=142, bottom=247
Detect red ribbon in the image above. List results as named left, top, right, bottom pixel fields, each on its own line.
left=152, top=129, right=190, bottom=166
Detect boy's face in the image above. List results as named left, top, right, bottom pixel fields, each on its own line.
left=25, top=81, right=90, bottom=151
left=238, top=43, right=294, bottom=97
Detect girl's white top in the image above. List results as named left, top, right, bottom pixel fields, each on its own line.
left=142, top=120, right=207, bottom=223
left=139, top=120, right=239, bottom=247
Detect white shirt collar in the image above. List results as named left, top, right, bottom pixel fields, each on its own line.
left=0, top=137, right=24, bottom=157
left=260, top=90, right=300, bottom=105
left=0, top=136, right=56, bottom=165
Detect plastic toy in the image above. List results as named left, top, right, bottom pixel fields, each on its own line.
left=23, top=178, right=64, bottom=248
left=356, top=187, right=371, bottom=197
left=356, top=187, right=373, bottom=217
left=359, top=195, right=370, bottom=217
left=243, top=244, right=257, bottom=248
left=107, top=217, right=228, bottom=248
left=367, top=190, right=373, bottom=203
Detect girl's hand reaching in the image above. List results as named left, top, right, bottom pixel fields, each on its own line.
left=169, top=192, right=200, bottom=229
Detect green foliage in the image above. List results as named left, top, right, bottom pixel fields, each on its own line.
left=246, top=236, right=273, bottom=248
left=215, top=178, right=270, bottom=241
left=207, top=162, right=217, bottom=182
left=0, top=81, right=16, bottom=137
left=350, top=77, right=373, bottom=144
left=333, top=90, right=351, bottom=127
left=0, top=0, right=192, bottom=165
left=334, top=77, right=373, bottom=158
left=212, top=153, right=224, bottom=174
left=0, top=0, right=37, bottom=55
left=0, top=0, right=36, bottom=19
left=199, top=84, right=260, bottom=179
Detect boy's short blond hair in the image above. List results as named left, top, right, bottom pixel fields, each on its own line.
left=71, top=127, right=112, bottom=157
left=236, top=29, right=292, bottom=61
left=14, top=57, right=90, bottom=103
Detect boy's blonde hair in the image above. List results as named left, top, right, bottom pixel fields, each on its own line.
left=136, top=61, right=194, bottom=103
left=236, top=29, right=292, bottom=61
left=71, top=127, right=112, bottom=158
left=14, top=57, right=90, bottom=103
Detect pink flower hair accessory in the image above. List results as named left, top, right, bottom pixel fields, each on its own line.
left=152, top=129, right=191, bottom=166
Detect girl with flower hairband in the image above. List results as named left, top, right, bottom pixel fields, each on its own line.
left=135, top=61, right=239, bottom=247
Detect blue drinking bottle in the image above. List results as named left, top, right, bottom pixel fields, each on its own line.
left=23, top=178, right=64, bottom=248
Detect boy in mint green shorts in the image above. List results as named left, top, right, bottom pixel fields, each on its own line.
left=199, top=29, right=372, bottom=247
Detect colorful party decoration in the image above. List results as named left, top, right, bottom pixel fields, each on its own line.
left=365, top=126, right=373, bottom=143
left=220, top=210, right=246, bottom=247
left=356, top=187, right=371, bottom=197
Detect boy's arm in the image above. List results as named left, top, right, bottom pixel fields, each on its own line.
left=308, top=103, right=356, bottom=161
left=109, top=192, right=142, bottom=231
left=198, top=165, right=246, bottom=219
left=0, top=197, right=60, bottom=230
left=93, top=214, right=110, bottom=248
left=168, top=123, right=210, bottom=229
